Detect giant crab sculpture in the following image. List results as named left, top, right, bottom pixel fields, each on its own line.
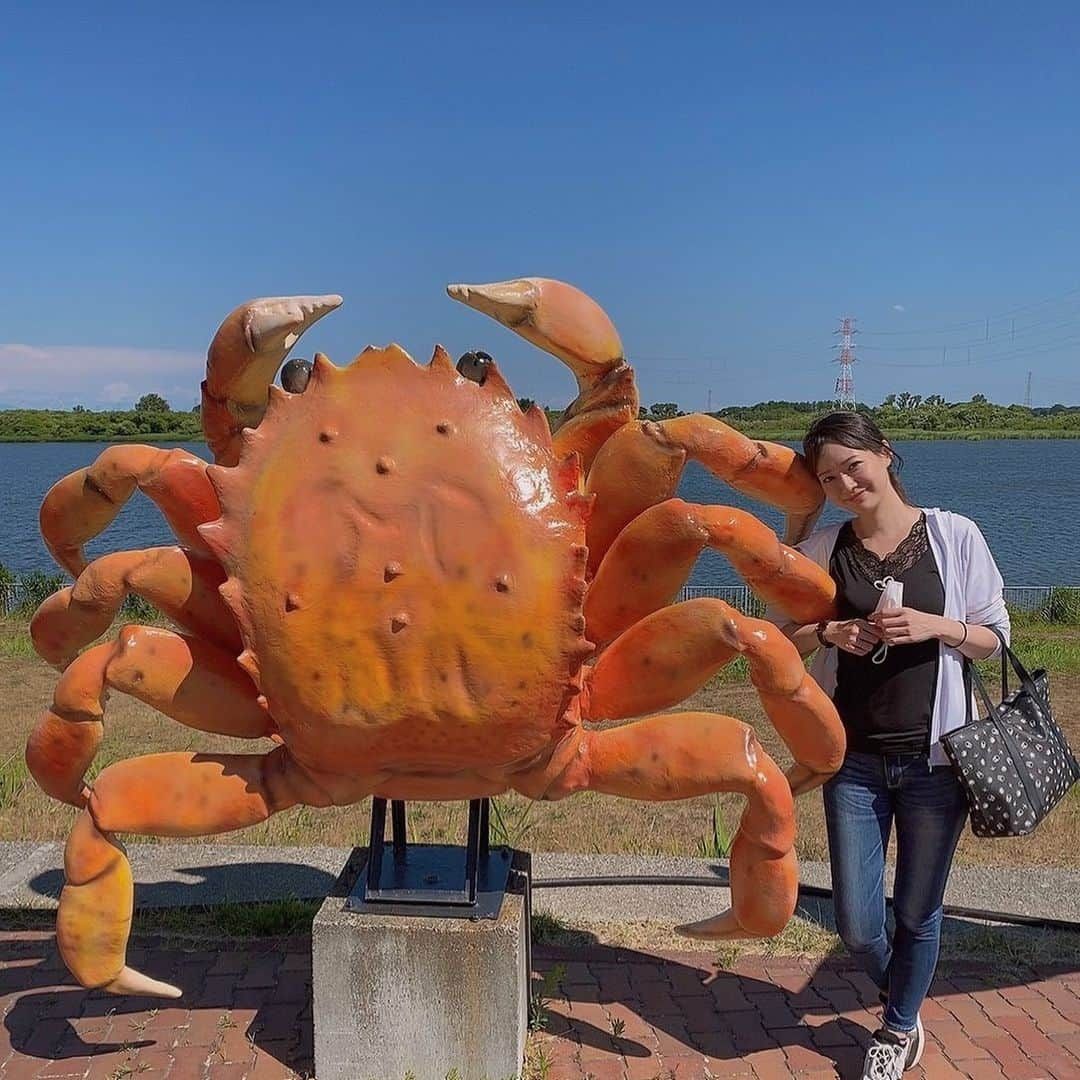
left=28, top=279, right=842, bottom=999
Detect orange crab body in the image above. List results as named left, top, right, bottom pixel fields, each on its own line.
left=207, top=346, right=591, bottom=781
left=27, top=278, right=845, bottom=1002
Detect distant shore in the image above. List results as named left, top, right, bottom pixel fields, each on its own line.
left=739, top=428, right=1080, bottom=441
left=3, top=399, right=1079, bottom=445
left=5, top=428, right=1080, bottom=444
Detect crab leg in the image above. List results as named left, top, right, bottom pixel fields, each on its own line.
left=39, top=446, right=220, bottom=577
left=31, top=546, right=239, bottom=671
left=60, top=748, right=330, bottom=996
left=585, top=598, right=844, bottom=796
left=447, top=278, right=639, bottom=472
left=584, top=498, right=836, bottom=648
left=26, top=624, right=274, bottom=808
left=585, top=416, right=823, bottom=571
left=202, top=294, right=342, bottom=465
left=512, top=712, right=797, bottom=938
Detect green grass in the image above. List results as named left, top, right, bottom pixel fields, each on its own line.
left=712, top=912, right=845, bottom=968
left=0, top=754, right=30, bottom=811
left=0, top=898, right=321, bottom=940
left=697, top=798, right=734, bottom=859
left=490, top=797, right=539, bottom=848
left=974, top=626, right=1080, bottom=676
left=0, top=622, right=35, bottom=660
left=531, top=910, right=589, bottom=947
left=941, top=921, right=1080, bottom=970
left=150, top=898, right=320, bottom=938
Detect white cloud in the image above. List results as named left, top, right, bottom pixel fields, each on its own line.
left=892, top=304, right=906, bottom=313
left=101, top=382, right=132, bottom=404
left=0, top=343, right=204, bottom=409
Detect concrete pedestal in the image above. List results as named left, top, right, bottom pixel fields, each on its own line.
left=312, top=848, right=531, bottom=1080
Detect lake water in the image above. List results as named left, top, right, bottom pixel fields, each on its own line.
left=2, top=440, right=1078, bottom=586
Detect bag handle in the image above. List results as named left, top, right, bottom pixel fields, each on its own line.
left=963, top=625, right=1051, bottom=731
left=983, top=625, right=1043, bottom=702
left=964, top=657, right=1000, bottom=724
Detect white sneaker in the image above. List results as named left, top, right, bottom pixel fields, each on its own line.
left=904, top=1014, right=925, bottom=1069
left=861, top=1027, right=912, bottom=1079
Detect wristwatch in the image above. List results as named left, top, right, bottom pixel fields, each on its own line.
left=815, top=621, right=835, bottom=649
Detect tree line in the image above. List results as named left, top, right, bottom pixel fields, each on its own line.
left=0, top=393, right=203, bottom=442
left=713, top=394, right=1080, bottom=436
left=2, top=392, right=1079, bottom=443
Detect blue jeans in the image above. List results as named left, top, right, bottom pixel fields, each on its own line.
left=823, top=750, right=968, bottom=1033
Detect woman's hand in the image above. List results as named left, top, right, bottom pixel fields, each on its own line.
left=870, top=607, right=949, bottom=646
left=824, top=618, right=881, bottom=655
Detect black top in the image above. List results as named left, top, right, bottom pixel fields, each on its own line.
left=830, top=514, right=945, bottom=756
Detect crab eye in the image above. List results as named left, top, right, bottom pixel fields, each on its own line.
left=281, top=358, right=313, bottom=393
left=456, top=350, right=492, bottom=386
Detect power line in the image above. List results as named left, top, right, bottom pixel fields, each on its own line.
left=859, top=329, right=1080, bottom=369
left=860, top=285, right=1080, bottom=337
left=859, top=311, right=1080, bottom=352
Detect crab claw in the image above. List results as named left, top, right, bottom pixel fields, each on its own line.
left=448, top=278, right=638, bottom=472
left=202, top=294, right=342, bottom=465
left=447, top=278, right=623, bottom=389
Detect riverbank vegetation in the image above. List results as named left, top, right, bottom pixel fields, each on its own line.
left=0, top=393, right=202, bottom=443
left=711, top=394, right=1080, bottom=440
left=3, top=392, right=1078, bottom=442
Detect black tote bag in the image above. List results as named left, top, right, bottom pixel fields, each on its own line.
left=941, top=627, right=1079, bottom=838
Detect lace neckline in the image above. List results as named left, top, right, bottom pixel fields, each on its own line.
left=838, top=513, right=929, bottom=580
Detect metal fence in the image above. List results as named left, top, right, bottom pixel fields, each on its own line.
left=1, top=583, right=23, bottom=617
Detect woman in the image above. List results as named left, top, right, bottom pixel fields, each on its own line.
left=778, top=412, right=1009, bottom=1079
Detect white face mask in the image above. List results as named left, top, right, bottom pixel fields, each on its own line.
left=871, top=576, right=904, bottom=665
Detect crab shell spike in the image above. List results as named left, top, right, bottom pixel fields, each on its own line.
left=216, top=577, right=241, bottom=606
left=351, top=343, right=418, bottom=374
left=475, top=360, right=517, bottom=404
left=201, top=465, right=246, bottom=515
left=195, top=518, right=230, bottom=561
left=566, top=490, right=596, bottom=526
left=554, top=451, right=585, bottom=497
left=446, top=278, right=625, bottom=390
left=310, top=352, right=340, bottom=381
left=236, top=648, right=261, bottom=684
left=428, top=344, right=455, bottom=372
left=521, top=402, right=553, bottom=443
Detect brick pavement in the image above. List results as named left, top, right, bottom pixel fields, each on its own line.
left=1, top=929, right=1078, bottom=1078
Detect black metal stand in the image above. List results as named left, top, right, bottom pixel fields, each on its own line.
left=346, top=796, right=511, bottom=919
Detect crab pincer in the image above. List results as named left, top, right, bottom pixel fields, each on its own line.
left=448, top=277, right=639, bottom=472
left=201, top=294, right=343, bottom=465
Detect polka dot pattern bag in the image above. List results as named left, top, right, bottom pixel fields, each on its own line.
left=942, top=628, right=1079, bottom=838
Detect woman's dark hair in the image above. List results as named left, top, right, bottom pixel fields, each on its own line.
left=802, top=411, right=909, bottom=501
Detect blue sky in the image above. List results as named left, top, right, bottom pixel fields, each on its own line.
left=2, top=3, right=1079, bottom=412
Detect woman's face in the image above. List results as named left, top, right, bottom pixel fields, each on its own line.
left=813, top=440, right=895, bottom=514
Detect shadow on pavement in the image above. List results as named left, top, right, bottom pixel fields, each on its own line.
left=27, top=860, right=338, bottom=908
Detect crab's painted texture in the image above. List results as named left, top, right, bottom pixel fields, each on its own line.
left=27, top=279, right=842, bottom=999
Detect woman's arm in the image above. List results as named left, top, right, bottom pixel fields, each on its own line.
left=929, top=616, right=999, bottom=660
left=870, top=609, right=999, bottom=660
left=788, top=623, right=821, bottom=657
left=787, top=620, right=880, bottom=658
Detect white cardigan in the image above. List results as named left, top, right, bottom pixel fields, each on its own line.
left=767, top=508, right=1011, bottom=765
